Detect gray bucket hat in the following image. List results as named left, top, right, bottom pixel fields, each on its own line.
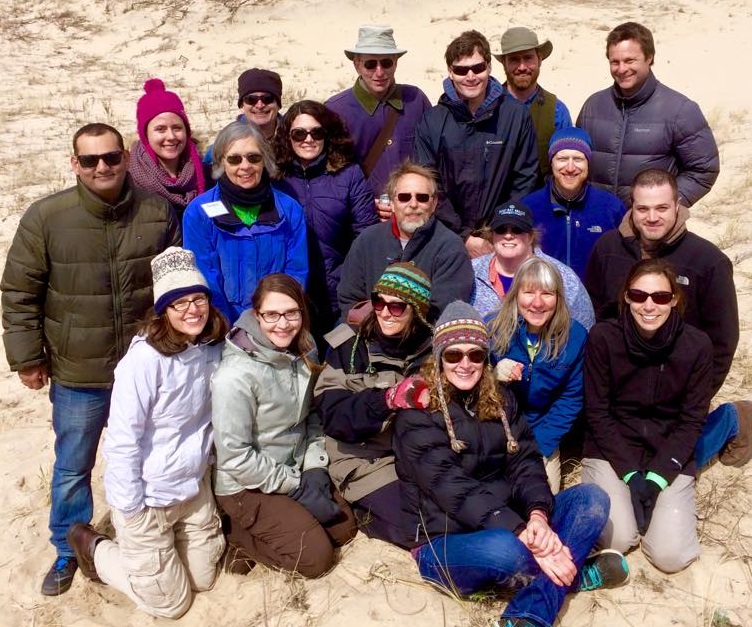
left=494, top=27, right=553, bottom=61
left=344, top=25, right=407, bottom=60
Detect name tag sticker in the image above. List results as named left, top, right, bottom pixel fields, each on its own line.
left=201, top=201, right=229, bottom=217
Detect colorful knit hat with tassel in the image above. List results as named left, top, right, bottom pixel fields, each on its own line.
left=372, top=262, right=432, bottom=327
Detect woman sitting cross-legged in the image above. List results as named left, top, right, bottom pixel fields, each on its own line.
left=314, top=262, right=433, bottom=547
left=488, top=257, right=587, bottom=494
left=393, top=301, right=629, bottom=627
left=67, top=247, right=228, bottom=619
left=211, top=273, right=357, bottom=578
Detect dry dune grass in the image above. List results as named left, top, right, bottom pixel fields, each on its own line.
left=0, top=0, right=751, bottom=625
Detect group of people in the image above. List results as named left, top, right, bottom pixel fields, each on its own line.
left=1, top=17, right=749, bottom=627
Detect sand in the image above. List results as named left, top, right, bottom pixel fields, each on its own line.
left=0, top=0, right=750, bottom=625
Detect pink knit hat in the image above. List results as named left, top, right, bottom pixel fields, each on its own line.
left=135, top=78, right=204, bottom=190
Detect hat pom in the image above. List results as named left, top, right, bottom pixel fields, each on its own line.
left=143, top=78, right=166, bottom=94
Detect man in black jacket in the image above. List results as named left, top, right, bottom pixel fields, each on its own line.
left=413, top=30, right=538, bottom=259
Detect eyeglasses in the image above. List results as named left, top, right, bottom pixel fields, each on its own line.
left=225, top=153, right=264, bottom=166
left=442, top=348, right=488, bottom=364
left=362, top=58, right=395, bottom=70
left=494, top=225, right=525, bottom=235
left=290, top=127, right=326, bottom=142
left=626, top=289, right=674, bottom=305
left=242, top=93, right=276, bottom=106
left=451, top=61, right=488, bottom=76
left=395, top=192, right=432, bottom=203
left=169, top=295, right=208, bottom=312
left=76, top=151, right=124, bottom=169
left=371, top=295, right=409, bottom=317
left=258, top=309, right=303, bottom=323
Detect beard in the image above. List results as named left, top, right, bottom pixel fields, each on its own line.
left=506, top=67, right=540, bottom=92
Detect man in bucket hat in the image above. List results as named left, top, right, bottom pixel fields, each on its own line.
left=327, top=25, right=430, bottom=214
left=495, top=27, right=572, bottom=179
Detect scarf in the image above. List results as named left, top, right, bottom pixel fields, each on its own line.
left=129, top=140, right=205, bottom=212
left=215, top=172, right=278, bottom=226
left=622, top=308, right=683, bottom=362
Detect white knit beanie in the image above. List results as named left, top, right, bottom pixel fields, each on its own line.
left=151, top=247, right=209, bottom=314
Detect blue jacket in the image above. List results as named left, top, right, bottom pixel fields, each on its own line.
left=183, top=185, right=308, bottom=324
left=275, top=159, right=377, bottom=324
left=491, top=319, right=587, bottom=457
left=523, top=179, right=626, bottom=280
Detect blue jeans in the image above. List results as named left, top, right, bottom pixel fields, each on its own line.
left=414, top=483, right=610, bottom=627
left=695, top=402, right=739, bottom=468
left=49, top=383, right=111, bottom=557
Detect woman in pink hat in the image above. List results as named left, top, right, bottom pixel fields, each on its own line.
left=129, top=78, right=206, bottom=218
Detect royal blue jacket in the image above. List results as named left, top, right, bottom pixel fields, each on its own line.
left=491, top=319, right=587, bottom=457
left=183, top=185, right=308, bottom=324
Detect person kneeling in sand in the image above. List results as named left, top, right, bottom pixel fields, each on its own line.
left=68, top=247, right=229, bottom=619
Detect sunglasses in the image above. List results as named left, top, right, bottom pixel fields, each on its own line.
left=494, top=225, right=525, bottom=235
left=242, top=93, right=276, bottom=106
left=626, top=289, right=674, bottom=305
left=290, top=127, right=326, bottom=142
left=76, top=150, right=124, bottom=169
left=395, top=192, right=432, bottom=203
left=442, top=348, right=488, bottom=364
left=451, top=61, right=488, bottom=76
left=362, top=58, right=395, bottom=70
left=225, top=153, right=264, bottom=166
left=371, top=294, right=409, bottom=317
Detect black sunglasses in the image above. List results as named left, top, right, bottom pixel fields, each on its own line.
left=363, top=58, right=395, bottom=70
left=395, top=192, right=432, bottom=203
left=626, top=289, right=674, bottom=305
left=225, top=153, right=264, bottom=166
left=442, top=348, right=488, bottom=364
left=242, top=93, right=276, bottom=106
left=494, top=225, right=525, bottom=235
left=451, top=61, right=488, bottom=76
left=371, top=294, right=409, bottom=316
left=290, top=127, right=326, bottom=142
left=76, top=150, right=124, bottom=169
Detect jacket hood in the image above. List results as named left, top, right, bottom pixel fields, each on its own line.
left=229, top=308, right=317, bottom=366
left=440, top=75, right=505, bottom=120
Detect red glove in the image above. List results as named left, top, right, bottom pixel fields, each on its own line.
left=385, top=376, right=430, bottom=409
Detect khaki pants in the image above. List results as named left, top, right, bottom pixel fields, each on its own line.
left=95, top=475, right=225, bottom=619
left=217, top=488, right=357, bottom=579
left=544, top=449, right=561, bottom=495
left=581, top=457, right=700, bottom=573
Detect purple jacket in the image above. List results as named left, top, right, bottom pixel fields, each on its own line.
left=275, top=158, right=378, bottom=326
left=326, top=81, right=431, bottom=198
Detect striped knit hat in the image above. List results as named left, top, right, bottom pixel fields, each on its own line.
left=547, top=127, right=592, bottom=163
left=433, top=300, right=489, bottom=360
left=372, top=262, right=431, bottom=325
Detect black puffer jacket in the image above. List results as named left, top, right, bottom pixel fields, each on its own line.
left=583, top=312, right=713, bottom=483
left=577, top=72, right=719, bottom=208
left=394, top=385, right=553, bottom=548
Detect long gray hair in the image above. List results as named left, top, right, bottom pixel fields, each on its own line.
left=211, top=120, right=279, bottom=180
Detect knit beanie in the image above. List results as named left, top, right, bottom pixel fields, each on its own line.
left=547, top=127, right=592, bottom=163
left=151, top=247, right=210, bottom=315
left=433, top=301, right=490, bottom=361
left=237, top=68, right=283, bottom=107
left=137, top=78, right=192, bottom=153
left=372, top=262, right=431, bottom=325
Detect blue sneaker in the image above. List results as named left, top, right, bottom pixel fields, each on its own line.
left=41, top=556, right=78, bottom=596
left=494, top=619, right=542, bottom=627
left=579, top=549, right=630, bottom=591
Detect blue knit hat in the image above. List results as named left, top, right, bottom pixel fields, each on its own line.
left=548, top=127, right=592, bottom=163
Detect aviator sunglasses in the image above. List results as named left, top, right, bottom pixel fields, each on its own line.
left=371, top=294, right=409, bottom=317
left=290, top=127, right=326, bottom=142
left=395, top=192, right=432, bottom=203
left=76, top=150, right=124, bottom=169
left=242, top=93, right=276, bottom=106
left=363, top=58, right=395, bottom=70
left=451, top=61, right=488, bottom=76
left=225, top=153, right=264, bottom=166
left=442, top=348, right=488, bottom=364
left=626, top=289, right=674, bottom=305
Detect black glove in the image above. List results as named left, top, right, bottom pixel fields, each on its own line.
left=627, top=473, right=662, bottom=535
left=288, top=468, right=342, bottom=525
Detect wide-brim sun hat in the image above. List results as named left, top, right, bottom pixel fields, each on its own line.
left=493, top=26, right=553, bottom=62
left=345, top=25, right=407, bottom=60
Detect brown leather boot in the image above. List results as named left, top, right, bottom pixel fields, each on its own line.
left=719, top=401, right=752, bottom=467
left=67, top=523, right=109, bottom=582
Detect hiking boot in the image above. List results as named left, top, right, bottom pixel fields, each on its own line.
left=40, top=556, right=78, bottom=596
left=719, top=401, right=752, bottom=467
left=222, top=542, right=255, bottom=575
left=67, top=523, right=108, bottom=582
left=579, top=549, right=630, bottom=591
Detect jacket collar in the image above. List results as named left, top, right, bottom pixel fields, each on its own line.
left=77, top=174, right=133, bottom=219
left=390, top=213, right=439, bottom=245
left=440, top=75, right=505, bottom=122
left=229, top=309, right=317, bottom=366
left=353, top=79, right=403, bottom=115
left=618, top=203, right=689, bottom=258
left=550, top=178, right=590, bottom=214
left=611, top=71, right=658, bottom=108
